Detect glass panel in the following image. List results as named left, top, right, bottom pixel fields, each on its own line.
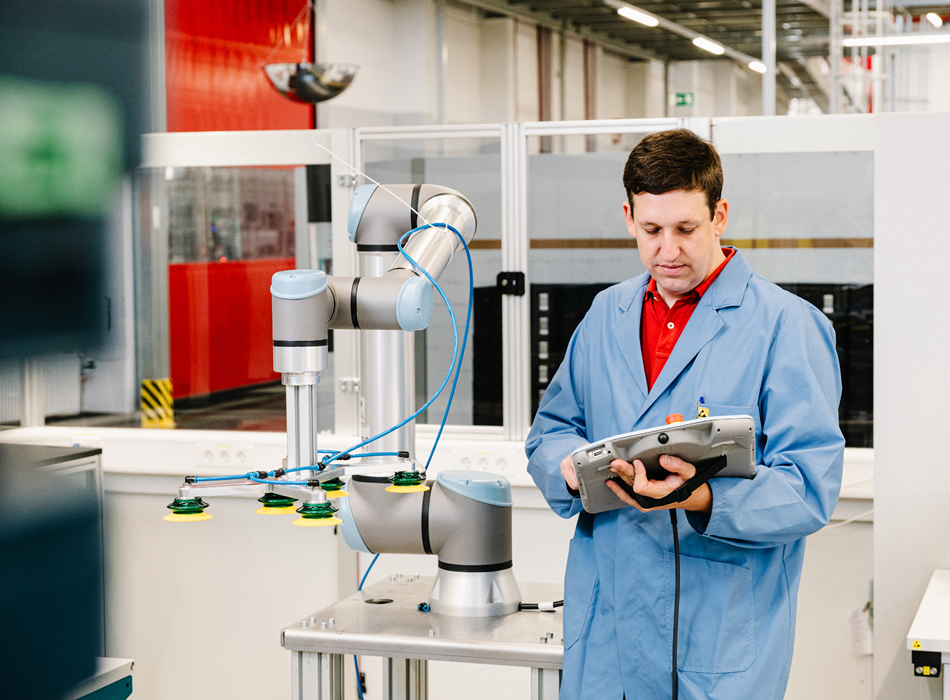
left=61, top=161, right=334, bottom=433
left=526, top=130, right=657, bottom=416
left=721, top=151, right=874, bottom=447
left=361, top=137, right=503, bottom=427
left=158, top=164, right=333, bottom=431
left=166, top=167, right=296, bottom=263
left=526, top=135, right=874, bottom=447
left=531, top=131, right=649, bottom=156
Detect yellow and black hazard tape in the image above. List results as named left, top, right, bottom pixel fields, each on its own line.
left=141, top=378, right=175, bottom=429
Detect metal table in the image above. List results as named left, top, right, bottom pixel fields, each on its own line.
left=282, top=575, right=563, bottom=700
left=907, top=569, right=950, bottom=697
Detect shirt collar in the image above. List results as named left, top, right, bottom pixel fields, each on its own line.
left=645, top=247, right=736, bottom=303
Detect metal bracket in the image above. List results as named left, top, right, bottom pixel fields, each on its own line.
left=913, top=650, right=942, bottom=677
left=339, top=378, right=360, bottom=393
left=337, top=174, right=358, bottom=188
left=496, top=271, right=525, bottom=296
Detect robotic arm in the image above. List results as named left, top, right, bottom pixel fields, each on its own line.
left=165, top=183, right=521, bottom=617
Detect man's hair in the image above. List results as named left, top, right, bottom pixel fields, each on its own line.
left=622, top=129, right=723, bottom=220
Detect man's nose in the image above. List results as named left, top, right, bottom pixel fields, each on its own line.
left=658, top=231, right=678, bottom=258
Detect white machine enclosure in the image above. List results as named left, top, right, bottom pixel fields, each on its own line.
left=572, top=415, right=756, bottom=514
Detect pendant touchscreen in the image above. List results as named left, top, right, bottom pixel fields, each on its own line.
left=571, top=415, right=756, bottom=514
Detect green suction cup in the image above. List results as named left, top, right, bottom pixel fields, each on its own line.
left=164, top=497, right=212, bottom=522
left=319, top=478, right=348, bottom=498
left=256, top=492, right=298, bottom=514
left=293, top=501, right=342, bottom=527
left=386, top=471, right=428, bottom=493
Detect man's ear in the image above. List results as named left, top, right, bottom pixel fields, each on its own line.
left=713, top=198, right=729, bottom=237
left=623, top=199, right=637, bottom=238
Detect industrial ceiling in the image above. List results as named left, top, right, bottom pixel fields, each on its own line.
left=465, top=0, right=950, bottom=111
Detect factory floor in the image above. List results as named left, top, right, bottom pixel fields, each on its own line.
left=43, top=382, right=294, bottom=432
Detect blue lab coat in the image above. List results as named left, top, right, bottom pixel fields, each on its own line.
left=526, top=249, right=845, bottom=700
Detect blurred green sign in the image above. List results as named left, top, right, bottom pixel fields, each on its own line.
left=0, top=76, right=122, bottom=219
left=674, top=92, right=695, bottom=107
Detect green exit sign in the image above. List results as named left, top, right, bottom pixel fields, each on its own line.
left=0, top=76, right=122, bottom=219
left=674, top=92, right=695, bottom=107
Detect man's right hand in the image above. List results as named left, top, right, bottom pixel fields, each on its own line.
left=560, top=453, right=579, bottom=491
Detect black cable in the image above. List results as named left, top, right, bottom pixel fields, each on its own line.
left=518, top=600, right=563, bottom=611
left=670, top=509, right=680, bottom=700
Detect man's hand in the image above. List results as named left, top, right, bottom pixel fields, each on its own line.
left=606, top=454, right=712, bottom=513
left=560, top=453, right=579, bottom=492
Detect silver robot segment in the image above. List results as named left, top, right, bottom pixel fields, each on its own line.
left=345, top=184, right=476, bottom=466
left=271, top=270, right=331, bottom=478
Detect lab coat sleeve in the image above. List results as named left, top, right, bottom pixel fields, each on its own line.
left=686, top=302, right=845, bottom=547
left=526, top=320, right=589, bottom=520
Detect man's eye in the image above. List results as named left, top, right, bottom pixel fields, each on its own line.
left=679, top=228, right=696, bottom=234
left=644, top=228, right=659, bottom=235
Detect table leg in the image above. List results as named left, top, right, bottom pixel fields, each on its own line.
left=292, top=651, right=344, bottom=700
left=382, top=657, right=428, bottom=700
left=531, top=667, right=561, bottom=700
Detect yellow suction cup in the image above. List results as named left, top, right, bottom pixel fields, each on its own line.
left=385, top=484, right=430, bottom=493
left=164, top=497, right=211, bottom=522
left=386, top=470, right=428, bottom=493
left=255, top=505, right=298, bottom=514
left=318, top=478, right=348, bottom=499
left=293, top=501, right=341, bottom=527
left=163, top=512, right=213, bottom=522
left=293, top=516, right=343, bottom=527
left=255, top=493, right=298, bottom=514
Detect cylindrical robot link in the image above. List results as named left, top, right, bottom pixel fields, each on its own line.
left=344, top=474, right=513, bottom=567
left=341, top=472, right=521, bottom=617
left=326, top=271, right=433, bottom=332
left=271, top=270, right=331, bottom=375
left=417, top=193, right=477, bottom=245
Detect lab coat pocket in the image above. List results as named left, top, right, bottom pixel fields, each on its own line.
left=665, top=551, right=756, bottom=673
left=563, top=536, right=600, bottom=650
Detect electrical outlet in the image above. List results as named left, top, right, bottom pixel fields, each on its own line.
left=196, top=443, right=253, bottom=469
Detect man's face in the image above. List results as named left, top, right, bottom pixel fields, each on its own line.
left=624, top=189, right=729, bottom=304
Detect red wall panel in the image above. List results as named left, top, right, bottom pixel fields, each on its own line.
left=168, top=258, right=294, bottom=398
left=165, top=0, right=313, bottom=132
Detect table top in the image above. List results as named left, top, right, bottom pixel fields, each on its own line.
left=282, top=575, right=565, bottom=669
left=63, top=657, right=134, bottom=700
left=0, top=442, right=102, bottom=469
left=908, top=569, right=950, bottom=652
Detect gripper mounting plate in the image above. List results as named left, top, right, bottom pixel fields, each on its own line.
left=571, top=415, right=756, bottom=514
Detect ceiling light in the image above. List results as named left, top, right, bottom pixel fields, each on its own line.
left=748, top=60, right=767, bottom=73
left=843, top=34, right=950, bottom=47
left=617, top=6, right=660, bottom=27
left=693, top=37, right=725, bottom=55
left=926, top=13, right=943, bottom=28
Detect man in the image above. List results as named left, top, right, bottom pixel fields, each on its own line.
left=525, top=129, right=844, bottom=699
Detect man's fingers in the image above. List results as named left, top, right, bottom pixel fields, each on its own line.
left=657, top=454, right=696, bottom=478
left=608, top=459, right=636, bottom=485
left=606, top=456, right=697, bottom=503
left=560, top=454, right=579, bottom=491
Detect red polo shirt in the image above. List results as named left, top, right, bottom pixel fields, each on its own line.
left=641, top=248, right=736, bottom=391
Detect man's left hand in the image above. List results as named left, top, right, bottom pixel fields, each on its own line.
left=606, top=454, right=712, bottom=513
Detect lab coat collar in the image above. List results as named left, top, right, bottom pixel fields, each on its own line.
left=614, top=276, right=651, bottom=398
left=613, top=248, right=753, bottom=417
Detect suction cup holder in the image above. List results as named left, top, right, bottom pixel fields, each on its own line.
left=263, top=62, right=359, bottom=104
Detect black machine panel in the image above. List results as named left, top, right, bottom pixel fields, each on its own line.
left=471, top=282, right=873, bottom=446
